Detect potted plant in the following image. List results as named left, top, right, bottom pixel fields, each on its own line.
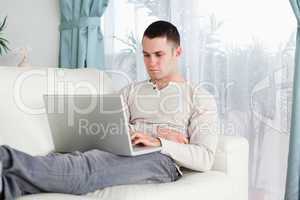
left=0, top=16, right=9, bottom=56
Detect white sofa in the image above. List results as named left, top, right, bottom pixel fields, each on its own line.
left=0, top=66, right=249, bottom=200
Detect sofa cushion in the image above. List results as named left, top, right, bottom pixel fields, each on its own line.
left=0, top=67, right=113, bottom=156
left=17, top=171, right=233, bottom=200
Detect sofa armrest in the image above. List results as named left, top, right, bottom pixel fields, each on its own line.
left=212, top=135, right=249, bottom=200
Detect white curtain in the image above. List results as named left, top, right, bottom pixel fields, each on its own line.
left=102, top=0, right=296, bottom=199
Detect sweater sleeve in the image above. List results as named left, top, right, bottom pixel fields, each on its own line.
left=118, top=83, right=136, bottom=133
left=159, top=86, right=220, bottom=172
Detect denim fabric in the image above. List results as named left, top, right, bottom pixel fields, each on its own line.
left=0, top=145, right=180, bottom=200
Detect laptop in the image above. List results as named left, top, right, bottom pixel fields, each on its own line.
left=43, top=94, right=161, bottom=156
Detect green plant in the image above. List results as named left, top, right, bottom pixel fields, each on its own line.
left=0, top=16, right=9, bottom=55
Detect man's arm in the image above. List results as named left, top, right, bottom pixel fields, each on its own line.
left=129, top=87, right=219, bottom=172
left=120, top=83, right=219, bottom=171
left=157, top=87, right=219, bottom=172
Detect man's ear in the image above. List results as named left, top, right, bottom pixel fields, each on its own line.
left=174, top=46, right=182, bottom=57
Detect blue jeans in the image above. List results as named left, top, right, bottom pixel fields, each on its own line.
left=0, top=145, right=180, bottom=199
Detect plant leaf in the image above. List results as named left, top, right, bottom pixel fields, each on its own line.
left=0, top=16, right=7, bottom=32
left=0, top=40, right=9, bottom=50
left=0, top=37, right=9, bottom=43
left=0, top=16, right=9, bottom=55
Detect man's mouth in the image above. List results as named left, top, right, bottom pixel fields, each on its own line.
left=149, top=69, right=160, bottom=72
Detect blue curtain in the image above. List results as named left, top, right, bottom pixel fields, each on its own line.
left=285, top=0, right=300, bottom=199
left=59, top=0, right=109, bottom=69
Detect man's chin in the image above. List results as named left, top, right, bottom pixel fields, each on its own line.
left=149, top=73, right=163, bottom=80
left=149, top=76, right=162, bottom=81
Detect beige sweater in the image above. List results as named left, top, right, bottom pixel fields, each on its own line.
left=119, top=80, right=220, bottom=172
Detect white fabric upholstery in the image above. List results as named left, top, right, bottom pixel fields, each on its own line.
left=0, top=67, right=113, bottom=155
left=19, top=171, right=232, bottom=200
left=0, top=67, right=248, bottom=200
left=212, top=136, right=249, bottom=200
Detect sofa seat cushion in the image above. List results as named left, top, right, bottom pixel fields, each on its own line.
left=17, top=170, right=233, bottom=200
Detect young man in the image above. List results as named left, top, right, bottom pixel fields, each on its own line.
left=0, top=20, right=219, bottom=199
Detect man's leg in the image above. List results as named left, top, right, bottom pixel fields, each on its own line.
left=0, top=145, right=180, bottom=199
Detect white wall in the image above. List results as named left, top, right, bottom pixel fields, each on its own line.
left=0, top=0, right=59, bottom=67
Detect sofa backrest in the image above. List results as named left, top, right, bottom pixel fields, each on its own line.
left=0, top=66, right=114, bottom=156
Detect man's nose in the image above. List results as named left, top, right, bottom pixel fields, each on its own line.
left=149, top=56, right=157, bottom=65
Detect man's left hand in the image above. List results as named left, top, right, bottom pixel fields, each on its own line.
left=157, top=127, right=189, bottom=144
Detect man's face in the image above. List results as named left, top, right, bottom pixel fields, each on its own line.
left=142, top=36, right=181, bottom=80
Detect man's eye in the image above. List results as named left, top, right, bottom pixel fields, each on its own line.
left=156, top=54, right=162, bottom=57
left=143, top=54, right=150, bottom=57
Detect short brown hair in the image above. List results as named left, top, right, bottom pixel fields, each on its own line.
left=143, top=20, right=180, bottom=47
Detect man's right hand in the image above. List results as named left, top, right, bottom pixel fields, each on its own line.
left=157, top=127, right=189, bottom=144
left=131, top=132, right=161, bottom=147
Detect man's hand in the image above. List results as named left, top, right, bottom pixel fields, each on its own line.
left=131, top=132, right=161, bottom=147
left=157, top=127, right=189, bottom=144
